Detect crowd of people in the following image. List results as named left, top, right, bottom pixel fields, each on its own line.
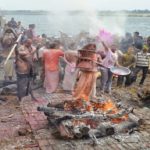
left=1, top=17, right=150, bottom=102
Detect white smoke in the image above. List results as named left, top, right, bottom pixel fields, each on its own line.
left=88, top=12, right=127, bottom=36
left=47, top=0, right=127, bottom=37
left=75, top=0, right=127, bottom=36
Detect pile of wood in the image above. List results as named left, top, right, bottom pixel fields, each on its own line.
left=37, top=99, right=142, bottom=140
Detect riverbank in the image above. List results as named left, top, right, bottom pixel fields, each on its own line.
left=2, top=11, right=150, bottom=37
left=1, top=10, right=150, bottom=17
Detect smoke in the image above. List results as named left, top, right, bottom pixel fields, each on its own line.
left=89, top=13, right=127, bottom=36
left=71, top=0, right=127, bottom=36
left=47, top=0, right=127, bottom=37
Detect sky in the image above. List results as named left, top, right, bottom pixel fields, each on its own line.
left=0, top=0, right=149, bottom=11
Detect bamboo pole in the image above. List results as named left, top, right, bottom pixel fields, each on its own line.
left=4, top=33, right=23, bottom=65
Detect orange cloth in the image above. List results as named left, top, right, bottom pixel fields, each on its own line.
left=43, top=49, right=64, bottom=71
left=74, top=71, right=96, bottom=101
left=73, top=71, right=96, bottom=111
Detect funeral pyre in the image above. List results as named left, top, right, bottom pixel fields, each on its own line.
left=37, top=47, right=142, bottom=141
left=37, top=96, right=143, bottom=140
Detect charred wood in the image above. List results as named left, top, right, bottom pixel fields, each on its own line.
left=97, top=122, right=115, bottom=136
left=47, top=98, right=73, bottom=108
left=72, top=123, right=91, bottom=138
left=73, top=126, right=83, bottom=138
left=114, top=121, right=138, bottom=133
left=57, top=121, right=74, bottom=139
left=47, top=101, right=70, bottom=109
left=128, top=113, right=143, bottom=125
left=88, top=122, right=115, bottom=138
left=107, top=107, right=134, bottom=119
left=38, top=106, right=106, bottom=121
left=37, top=106, right=55, bottom=115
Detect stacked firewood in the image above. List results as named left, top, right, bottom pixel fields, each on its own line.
left=37, top=98, right=143, bottom=140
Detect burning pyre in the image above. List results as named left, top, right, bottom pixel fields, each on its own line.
left=37, top=96, right=143, bottom=140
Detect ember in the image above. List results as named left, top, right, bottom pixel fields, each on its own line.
left=91, top=99, right=129, bottom=124
left=64, top=97, right=129, bottom=124
left=37, top=95, right=142, bottom=140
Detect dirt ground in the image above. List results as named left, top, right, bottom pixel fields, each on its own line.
left=0, top=73, right=149, bottom=150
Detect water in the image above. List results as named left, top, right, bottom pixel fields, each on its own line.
left=4, top=13, right=150, bottom=37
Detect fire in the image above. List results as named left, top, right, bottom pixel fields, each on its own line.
left=91, top=99, right=128, bottom=124
left=97, top=99, right=117, bottom=112
left=64, top=95, right=128, bottom=124
left=111, top=114, right=128, bottom=124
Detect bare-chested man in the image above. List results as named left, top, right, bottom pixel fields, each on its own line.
left=15, top=39, right=37, bottom=101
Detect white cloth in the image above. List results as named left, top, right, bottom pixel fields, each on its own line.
left=102, top=49, right=118, bottom=68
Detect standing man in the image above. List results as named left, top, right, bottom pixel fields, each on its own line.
left=100, top=42, right=120, bottom=94
left=131, top=45, right=150, bottom=85
left=133, top=32, right=144, bottom=51
left=43, top=43, right=64, bottom=94
left=15, top=39, right=37, bottom=101
left=73, top=44, right=99, bottom=111
left=147, top=36, right=150, bottom=53
left=117, top=46, right=136, bottom=87
left=25, top=24, right=36, bottom=40
left=7, top=18, right=17, bottom=29
left=16, top=21, right=24, bottom=35
left=62, top=50, right=78, bottom=93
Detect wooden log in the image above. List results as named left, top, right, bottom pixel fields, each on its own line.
left=46, top=93, right=73, bottom=105
left=79, top=124, right=90, bottom=136
left=57, top=121, right=74, bottom=139
left=114, top=121, right=137, bottom=133
left=107, top=109, right=126, bottom=119
left=128, top=113, right=143, bottom=125
left=88, top=130, right=100, bottom=145
left=38, top=106, right=106, bottom=121
left=89, top=129, right=100, bottom=137
left=73, top=126, right=83, bottom=138
left=54, top=116, right=73, bottom=124
left=49, top=118, right=90, bottom=139
left=89, top=129, right=104, bottom=138
left=37, top=106, right=55, bottom=115
left=88, top=122, right=115, bottom=138
left=97, top=122, right=115, bottom=136
left=47, top=100, right=71, bottom=109
left=107, top=107, right=134, bottom=119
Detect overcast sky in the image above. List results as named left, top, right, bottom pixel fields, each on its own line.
left=0, top=0, right=149, bottom=11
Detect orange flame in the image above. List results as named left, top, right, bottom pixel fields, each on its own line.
left=111, top=114, right=128, bottom=124
left=65, top=95, right=128, bottom=124
left=91, top=99, right=128, bottom=124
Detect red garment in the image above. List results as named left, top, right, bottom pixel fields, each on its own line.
left=43, top=49, right=64, bottom=71
left=44, top=70, right=59, bottom=93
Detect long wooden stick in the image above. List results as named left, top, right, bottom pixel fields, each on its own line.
left=4, top=33, right=23, bottom=65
